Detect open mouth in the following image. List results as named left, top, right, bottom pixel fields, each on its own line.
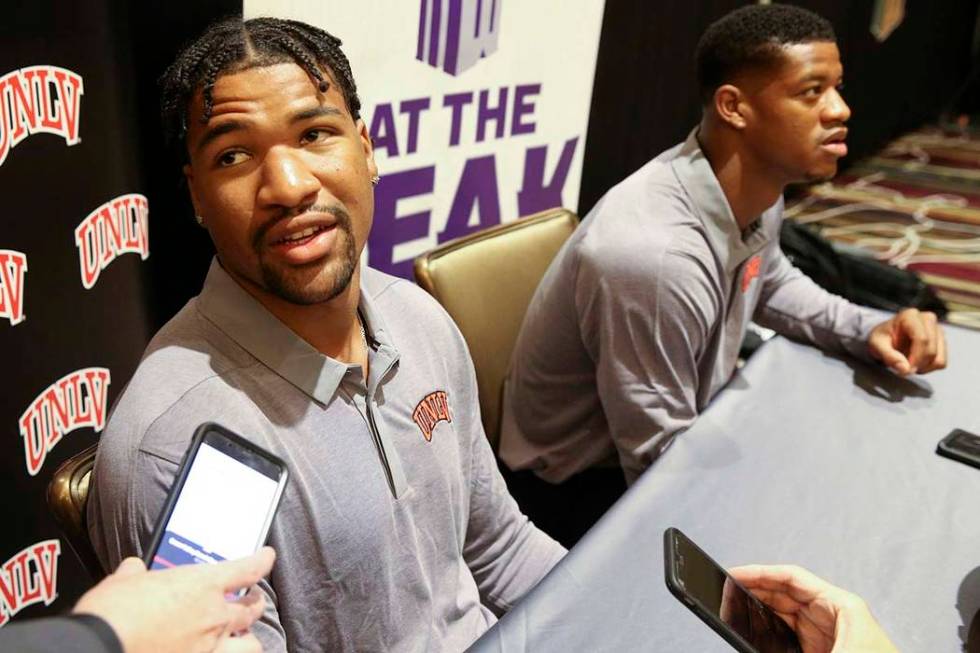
left=274, top=225, right=332, bottom=246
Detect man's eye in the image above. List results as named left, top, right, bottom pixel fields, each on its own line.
left=802, top=87, right=821, bottom=98
left=301, top=129, right=331, bottom=145
left=217, top=151, right=249, bottom=167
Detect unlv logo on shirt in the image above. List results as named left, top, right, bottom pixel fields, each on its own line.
left=75, top=194, right=150, bottom=289
left=413, top=390, right=452, bottom=441
left=0, top=250, right=26, bottom=326
left=0, top=540, right=60, bottom=628
left=742, top=254, right=762, bottom=293
left=19, top=367, right=111, bottom=476
left=0, top=66, right=83, bottom=169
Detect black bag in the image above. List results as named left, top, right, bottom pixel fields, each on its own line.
left=780, top=220, right=948, bottom=317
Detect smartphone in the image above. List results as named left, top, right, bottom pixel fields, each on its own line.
left=144, top=422, right=289, bottom=573
left=664, top=528, right=802, bottom=653
left=937, top=428, right=980, bottom=471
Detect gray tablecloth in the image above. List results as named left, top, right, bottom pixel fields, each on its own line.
left=472, top=327, right=980, bottom=652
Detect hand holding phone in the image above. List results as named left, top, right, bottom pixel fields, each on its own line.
left=144, top=422, right=289, bottom=575
left=664, top=528, right=801, bottom=653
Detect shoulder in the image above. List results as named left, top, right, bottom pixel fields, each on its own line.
left=362, top=266, right=465, bottom=345
left=97, top=300, right=268, bottom=468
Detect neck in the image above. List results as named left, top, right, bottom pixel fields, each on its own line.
left=698, top=118, right=786, bottom=230
left=231, top=266, right=366, bottom=366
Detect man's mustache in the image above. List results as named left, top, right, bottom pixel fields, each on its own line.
left=253, top=203, right=352, bottom=250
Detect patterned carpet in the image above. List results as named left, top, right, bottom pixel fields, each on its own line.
left=787, top=125, right=980, bottom=330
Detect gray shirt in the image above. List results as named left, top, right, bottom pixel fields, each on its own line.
left=500, top=130, right=881, bottom=484
left=88, top=260, right=564, bottom=653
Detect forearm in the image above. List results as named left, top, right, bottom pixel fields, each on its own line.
left=755, top=251, right=882, bottom=360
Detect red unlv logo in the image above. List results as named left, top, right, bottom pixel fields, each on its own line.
left=75, top=194, right=150, bottom=289
left=0, top=66, right=83, bottom=169
left=0, top=540, right=60, bottom=628
left=19, top=367, right=111, bottom=476
left=0, top=250, right=26, bottom=326
left=412, top=390, right=452, bottom=441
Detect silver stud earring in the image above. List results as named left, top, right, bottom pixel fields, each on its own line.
left=370, top=175, right=381, bottom=187
left=195, top=214, right=205, bottom=227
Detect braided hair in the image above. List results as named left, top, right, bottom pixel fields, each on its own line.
left=160, top=15, right=362, bottom=163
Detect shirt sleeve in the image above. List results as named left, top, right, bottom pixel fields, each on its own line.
left=454, top=325, right=566, bottom=615
left=0, top=615, right=122, bottom=653
left=753, top=241, right=883, bottom=361
left=575, top=246, right=720, bottom=484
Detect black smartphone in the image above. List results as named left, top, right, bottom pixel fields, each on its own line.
left=144, top=422, right=289, bottom=573
left=664, top=528, right=802, bottom=653
left=937, top=428, right=980, bottom=471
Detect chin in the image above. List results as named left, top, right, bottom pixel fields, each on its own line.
left=262, top=259, right=356, bottom=306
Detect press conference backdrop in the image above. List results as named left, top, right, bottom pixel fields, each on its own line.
left=244, top=0, right=607, bottom=278
left=1, top=0, right=976, bottom=629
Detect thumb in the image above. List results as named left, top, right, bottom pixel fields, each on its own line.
left=111, top=557, right=147, bottom=579
left=870, top=331, right=911, bottom=375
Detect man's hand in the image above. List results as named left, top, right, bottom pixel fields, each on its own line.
left=729, top=564, right=899, bottom=653
left=868, top=308, right=946, bottom=376
left=74, top=547, right=275, bottom=653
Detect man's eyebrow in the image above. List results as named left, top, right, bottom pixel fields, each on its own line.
left=196, top=120, right=245, bottom=153
left=290, top=106, right=343, bottom=123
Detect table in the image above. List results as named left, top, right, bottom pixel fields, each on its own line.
left=471, top=326, right=980, bottom=652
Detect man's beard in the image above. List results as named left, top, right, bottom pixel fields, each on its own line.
left=256, top=204, right=358, bottom=305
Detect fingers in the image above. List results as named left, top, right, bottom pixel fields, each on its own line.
left=111, top=557, right=148, bottom=579
left=868, top=323, right=912, bottom=375
left=211, top=547, right=276, bottom=593
left=213, top=633, right=264, bottom=653
left=224, top=587, right=267, bottom=634
left=869, top=309, right=947, bottom=375
left=729, top=564, right=827, bottom=604
left=917, top=311, right=947, bottom=373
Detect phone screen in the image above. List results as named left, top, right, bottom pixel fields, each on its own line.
left=669, top=530, right=801, bottom=652
left=149, top=432, right=285, bottom=570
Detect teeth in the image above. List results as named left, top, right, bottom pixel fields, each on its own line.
left=280, top=226, right=323, bottom=244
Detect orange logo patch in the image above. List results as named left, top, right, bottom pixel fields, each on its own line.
left=412, top=391, right=452, bottom=442
left=741, top=255, right=762, bottom=293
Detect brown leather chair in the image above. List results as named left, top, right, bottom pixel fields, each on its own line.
left=47, top=443, right=106, bottom=582
left=414, top=207, right=580, bottom=448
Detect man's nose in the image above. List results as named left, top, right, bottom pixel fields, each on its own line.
left=257, top=147, right=321, bottom=209
left=823, top=87, right=851, bottom=124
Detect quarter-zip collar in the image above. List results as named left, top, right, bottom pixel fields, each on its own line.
left=196, top=258, right=401, bottom=404
left=671, top=128, right=775, bottom=276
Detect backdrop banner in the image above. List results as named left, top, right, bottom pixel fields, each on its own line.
left=245, top=0, right=606, bottom=278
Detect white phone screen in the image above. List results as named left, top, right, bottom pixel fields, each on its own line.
left=149, top=441, right=281, bottom=570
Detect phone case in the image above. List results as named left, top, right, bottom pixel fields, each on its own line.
left=664, top=528, right=802, bottom=653
left=142, top=421, right=289, bottom=567
left=937, top=429, right=980, bottom=471
left=664, top=529, right=757, bottom=653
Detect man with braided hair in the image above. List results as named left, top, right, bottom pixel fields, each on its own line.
left=88, top=15, right=564, bottom=652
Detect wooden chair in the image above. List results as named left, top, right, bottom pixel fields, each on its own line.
left=47, top=443, right=106, bottom=582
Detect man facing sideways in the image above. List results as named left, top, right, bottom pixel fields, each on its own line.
left=87, top=16, right=564, bottom=652
left=501, top=5, right=946, bottom=523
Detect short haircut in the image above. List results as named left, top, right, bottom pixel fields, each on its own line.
left=159, top=15, right=361, bottom=163
left=695, top=4, right=836, bottom=103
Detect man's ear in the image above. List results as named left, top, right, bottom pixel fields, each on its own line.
left=713, top=84, right=748, bottom=130
left=356, top=118, right=378, bottom=180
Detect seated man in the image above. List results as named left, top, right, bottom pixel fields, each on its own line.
left=501, top=5, right=946, bottom=520
left=87, top=16, right=564, bottom=652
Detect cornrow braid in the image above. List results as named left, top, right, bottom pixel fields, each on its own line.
left=159, top=15, right=362, bottom=164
